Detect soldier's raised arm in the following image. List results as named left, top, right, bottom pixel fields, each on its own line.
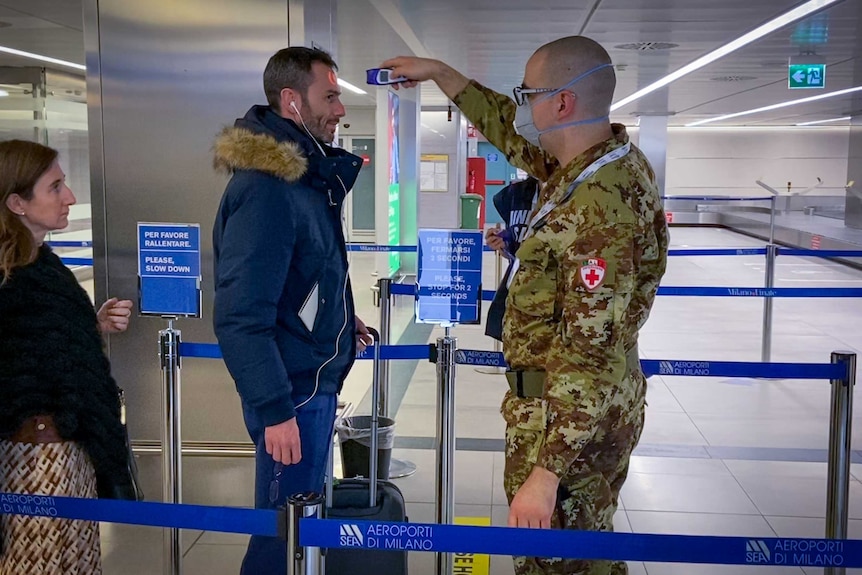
left=381, top=56, right=556, bottom=182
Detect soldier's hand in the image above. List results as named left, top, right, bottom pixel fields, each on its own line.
left=379, top=56, right=439, bottom=89
left=508, top=466, right=559, bottom=529
left=379, top=57, right=469, bottom=99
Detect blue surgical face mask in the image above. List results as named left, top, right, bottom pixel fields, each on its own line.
left=513, top=63, right=613, bottom=148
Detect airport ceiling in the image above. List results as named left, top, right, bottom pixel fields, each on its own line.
left=0, top=0, right=860, bottom=127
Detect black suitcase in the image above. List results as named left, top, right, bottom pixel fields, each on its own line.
left=324, top=328, right=409, bottom=575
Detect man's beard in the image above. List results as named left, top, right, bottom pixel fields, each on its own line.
left=301, top=98, right=335, bottom=143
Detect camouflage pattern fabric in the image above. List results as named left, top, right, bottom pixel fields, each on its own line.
left=454, top=81, right=669, bottom=575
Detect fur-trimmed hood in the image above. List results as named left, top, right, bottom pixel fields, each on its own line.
left=213, top=105, right=362, bottom=192
left=213, top=125, right=309, bottom=183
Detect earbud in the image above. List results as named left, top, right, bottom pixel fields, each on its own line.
left=290, top=101, right=299, bottom=114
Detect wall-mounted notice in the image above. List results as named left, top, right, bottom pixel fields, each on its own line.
left=420, top=154, right=449, bottom=192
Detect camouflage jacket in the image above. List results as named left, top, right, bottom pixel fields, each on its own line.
left=453, top=80, right=669, bottom=474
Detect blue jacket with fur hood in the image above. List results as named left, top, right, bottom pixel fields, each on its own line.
left=213, top=105, right=362, bottom=427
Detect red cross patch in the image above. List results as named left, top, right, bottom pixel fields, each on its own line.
left=579, top=258, right=607, bottom=291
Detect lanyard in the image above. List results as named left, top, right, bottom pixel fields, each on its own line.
left=506, top=141, right=631, bottom=289
left=524, top=141, right=631, bottom=241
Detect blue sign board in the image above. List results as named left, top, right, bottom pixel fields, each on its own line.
left=416, top=229, right=483, bottom=324
left=137, top=223, right=201, bottom=317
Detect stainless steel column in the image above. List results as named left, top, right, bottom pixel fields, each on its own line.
left=376, top=278, right=416, bottom=479
left=760, top=244, right=777, bottom=362
left=159, top=320, right=182, bottom=575
left=435, top=330, right=456, bottom=575
left=826, top=351, right=856, bottom=575
left=287, top=492, right=323, bottom=575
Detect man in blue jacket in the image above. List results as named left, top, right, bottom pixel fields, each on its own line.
left=484, top=176, right=539, bottom=341
left=212, top=46, right=371, bottom=574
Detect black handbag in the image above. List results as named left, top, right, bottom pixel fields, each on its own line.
left=485, top=264, right=513, bottom=342
left=111, top=389, right=145, bottom=501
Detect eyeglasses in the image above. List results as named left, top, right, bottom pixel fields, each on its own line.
left=268, top=462, right=284, bottom=504
left=513, top=84, right=556, bottom=106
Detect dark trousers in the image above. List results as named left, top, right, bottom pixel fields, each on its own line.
left=239, top=392, right=337, bottom=575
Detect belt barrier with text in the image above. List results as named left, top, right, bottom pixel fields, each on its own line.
left=178, top=343, right=847, bottom=380
left=51, top=242, right=861, bottom=268
left=0, top=493, right=857, bottom=569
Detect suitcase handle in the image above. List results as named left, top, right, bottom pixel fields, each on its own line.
left=364, top=326, right=381, bottom=506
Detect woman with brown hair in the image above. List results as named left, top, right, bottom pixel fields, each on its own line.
left=0, top=139, right=135, bottom=574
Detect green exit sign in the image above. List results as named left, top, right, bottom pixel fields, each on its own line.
left=788, top=64, right=826, bottom=89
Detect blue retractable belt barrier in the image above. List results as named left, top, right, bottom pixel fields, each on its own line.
left=668, top=248, right=767, bottom=257
left=347, top=244, right=496, bottom=252
left=391, top=284, right=862, bottom=300
left=179, top=342, right=432, bottom=362
left=4, top=493, right=858, bottom=568
left=640, top=359, right=844, bottom=379
left=356, top=345, right=431, bottom=361
left=181, top=341, right=847, bottom=380
left=180, top=342, right=223, bottom=358
left=779, top=249, right=862, bottom=258
left=60, top=257, right=94, bottom=266
left=347, top=245, right=416, bottom=252
left=452, top=349, right=844, bottom=380
left=390, top=283, right=417, bottom=296
left=301, top=518, right=859, bottom=568
left=657, top=286, right=862, bottom=297
left=330, top=244, right=862, bottom=259
left=46, top=240, right=93, bottom=248
left=0, top=493, right=281, bottom=537
left=388, top=283, right=493, bottom=300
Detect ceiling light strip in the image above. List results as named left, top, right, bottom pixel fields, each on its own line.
left=796, top=116, right=852, bottom=126
left=0, top=45, right=85, bottom=71
left=685, top=86, right=862, bottom=126
left=610, top=0, right=841, bottom=112
left=337, top=78, right=367, bottom=95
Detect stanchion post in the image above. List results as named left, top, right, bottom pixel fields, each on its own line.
left=760, top=244, right=777, bottom=362
left=287, top=492, right=323, bottom=575
left=435, top=330, right=456, bottom=575
left=826, top=352, right=856, bottom=552
left=375, top=278, right=417, bottom=479
left=159, top=319, right=182, bottom=575
left=769, top=195, right=776, bottom=245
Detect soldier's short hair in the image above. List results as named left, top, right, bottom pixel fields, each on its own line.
left=534, top=36, right=616, bottom=117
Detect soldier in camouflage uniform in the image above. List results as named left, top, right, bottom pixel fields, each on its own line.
left=382, top=35, right=668, bottom=575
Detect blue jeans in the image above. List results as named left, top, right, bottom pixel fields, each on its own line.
left=240, top=392, right=336, bottom=575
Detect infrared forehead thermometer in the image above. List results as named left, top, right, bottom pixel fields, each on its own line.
left=366, top=68, right=408, bottom=85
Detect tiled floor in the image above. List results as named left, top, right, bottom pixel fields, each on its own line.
left=92, top=226, right=862, bottom=574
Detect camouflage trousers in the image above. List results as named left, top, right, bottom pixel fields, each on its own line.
left=501, top=385, right=645, bottom=575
